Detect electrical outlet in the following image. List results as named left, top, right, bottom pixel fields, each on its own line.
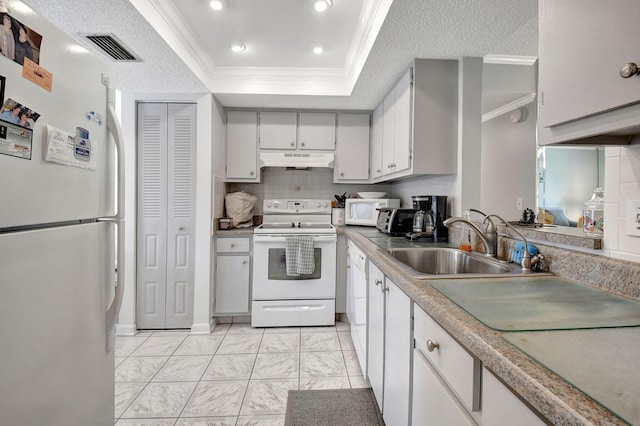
left=516, top=197, right=523, bottom=210
left=627, top=200, right=640, bottom=237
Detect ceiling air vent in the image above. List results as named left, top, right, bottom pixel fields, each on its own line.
left=82, top=33, right=140, bottom=62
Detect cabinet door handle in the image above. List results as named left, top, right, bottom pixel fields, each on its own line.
left=178, top=226, right=184, bottom=231
left=301, top=142, right=306, bottom=147
left=374, top=279, right=382, bottom=286
left=230, top=244, right=235, bottom=248
left=290, top=142, right=295, bottom=147
left=426, top=340, right=440, bottom=352
left=620, top=62, right=640, bottom=78
left=242, top=260, right=248, bottom=265
left=249, top=170, right=254, bottom=176
left=340, top=172, right=345, bottom=177
left=382, top=284, right=389, bottom=293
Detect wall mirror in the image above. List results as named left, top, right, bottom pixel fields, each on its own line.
left=536, top=146, right=604, bottom=228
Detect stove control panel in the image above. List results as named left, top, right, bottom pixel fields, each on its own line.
left=263, top=199, right=331, bottom=214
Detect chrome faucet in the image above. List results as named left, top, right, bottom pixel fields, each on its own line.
left=469, top=208, right=497, bottom=237
left=485, top=214, right=533, bottom=272
left=442, top=216, right=498, bottom=257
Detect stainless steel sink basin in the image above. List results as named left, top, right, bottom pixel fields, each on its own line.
left=385, top=247, right=523, bottom=278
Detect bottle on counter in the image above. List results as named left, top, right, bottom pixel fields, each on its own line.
left=459, top=210, right=472, bottom=252
left=583, top=187, right=604, bottom=236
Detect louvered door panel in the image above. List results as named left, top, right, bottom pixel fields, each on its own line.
left=137, top=103, right=168, bottom=329
left=137, top=103, right=196, bottom=329
left=166, top=103, right=196, bottom=328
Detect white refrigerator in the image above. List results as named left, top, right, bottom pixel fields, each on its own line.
left=0, top=3, right=124, bottom=425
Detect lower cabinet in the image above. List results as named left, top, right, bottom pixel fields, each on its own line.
left=353, top=240, right=549, bottom=426
left=214, top=237, right=251, bottom=315
left=412, top=347, right=476, bottom=426
left=412, top=305, right=480, bottom=425
left=481, top=367, right=546, bottom=426
left=412, top=305, right=546, bottom=426
left=367, top=262, right=385, bottom=409
left=367, top=261, right=412, bottom=426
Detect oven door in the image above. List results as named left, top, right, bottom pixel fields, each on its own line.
left=252, top=234, right=337, bottom=300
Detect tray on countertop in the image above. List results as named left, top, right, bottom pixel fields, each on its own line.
left=429, top=276, right=640, bottom=332
left=503, top=327, right=640, bottom=425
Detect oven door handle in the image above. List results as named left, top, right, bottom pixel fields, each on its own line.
left=253, top=235, right=337, bottom=243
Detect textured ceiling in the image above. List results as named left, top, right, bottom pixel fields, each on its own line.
left=19, top=0, right=538, bottom=110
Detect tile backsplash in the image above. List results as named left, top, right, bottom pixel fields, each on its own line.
left=226, top=168, right=391, bottom=214
left=604, top=144, right=640, bottom=263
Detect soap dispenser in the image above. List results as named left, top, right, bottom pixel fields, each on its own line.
left=459, top=210, right=472, bottom=252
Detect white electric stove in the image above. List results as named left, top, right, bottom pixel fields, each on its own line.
left=252, top=199, right=337, bottom=327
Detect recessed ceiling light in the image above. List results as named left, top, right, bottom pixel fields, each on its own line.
left=210, top=0, right=226, bottom=11
left=312, top=0, right=332, bottom=12
left=313, top=45, right=324, bottom=54
left=230, top=43, right=246, bottom=53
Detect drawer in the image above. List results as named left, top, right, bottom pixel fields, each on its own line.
left=414, top=306, right=481, bottom=412
left=216, top=238, right=250, bottom=253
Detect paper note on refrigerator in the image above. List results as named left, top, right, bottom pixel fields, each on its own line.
left=44, top=125, right=96, bottom=171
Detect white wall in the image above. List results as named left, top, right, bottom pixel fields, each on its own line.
left=388, top=175, right=457, bottom=210
left=481, top=104, right=537, bottom=220
left=604, top=143, right=640, bottom=263
left=456, top=57, right=484, bottom=216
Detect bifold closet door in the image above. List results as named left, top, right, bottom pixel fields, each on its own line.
left=137, top=102, right=196, bottom=329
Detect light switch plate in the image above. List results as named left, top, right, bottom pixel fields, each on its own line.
left=627, top=200, right=640, bottom=237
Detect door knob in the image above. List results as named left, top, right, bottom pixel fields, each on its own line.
left=620, top=62, right=640, bottom=78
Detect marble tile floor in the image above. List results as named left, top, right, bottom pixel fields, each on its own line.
left=114, top=321, right=369, bottom=425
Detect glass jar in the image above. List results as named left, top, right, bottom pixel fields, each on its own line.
left=583, top=188, right=604, bottom=236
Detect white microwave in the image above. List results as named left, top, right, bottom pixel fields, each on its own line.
left=345, top=198, right=401, bottom=226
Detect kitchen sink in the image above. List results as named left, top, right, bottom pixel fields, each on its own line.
left=385, top=247, right=523, bottom=278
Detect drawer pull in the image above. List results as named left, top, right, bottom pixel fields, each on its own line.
left=426, top=340, right=440, bottom=352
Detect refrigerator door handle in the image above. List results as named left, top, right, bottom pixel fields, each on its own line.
left=105, top=101, right=125, bottom=351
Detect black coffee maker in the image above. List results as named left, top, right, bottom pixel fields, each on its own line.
left=411, top=195, right=449, bottom=242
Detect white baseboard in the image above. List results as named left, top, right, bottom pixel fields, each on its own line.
left=190, top=318, right=216, bottom=334
left=115, top=323, right=137, bottom=336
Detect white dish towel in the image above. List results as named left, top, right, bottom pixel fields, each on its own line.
left=285, top=236, right=315, bottom=276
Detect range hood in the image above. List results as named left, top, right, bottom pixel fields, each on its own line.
left=259, top=152, right=335, bottom=169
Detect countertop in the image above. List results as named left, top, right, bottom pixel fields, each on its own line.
left=343, top=228, right=637, bottom=426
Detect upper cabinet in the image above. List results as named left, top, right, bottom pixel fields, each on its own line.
left=225, top=111, right=259, bottom=182
left=334, top=113, right=370, bottom=183
left=259, top=111, right=336, bottom=150
left=299, top=112, right=336, bottom=150
left=372, top=59, right=458, bottom=181
left=259, top=112, right=297, bottom=150
left=538, top=0, right=640, bottom=145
